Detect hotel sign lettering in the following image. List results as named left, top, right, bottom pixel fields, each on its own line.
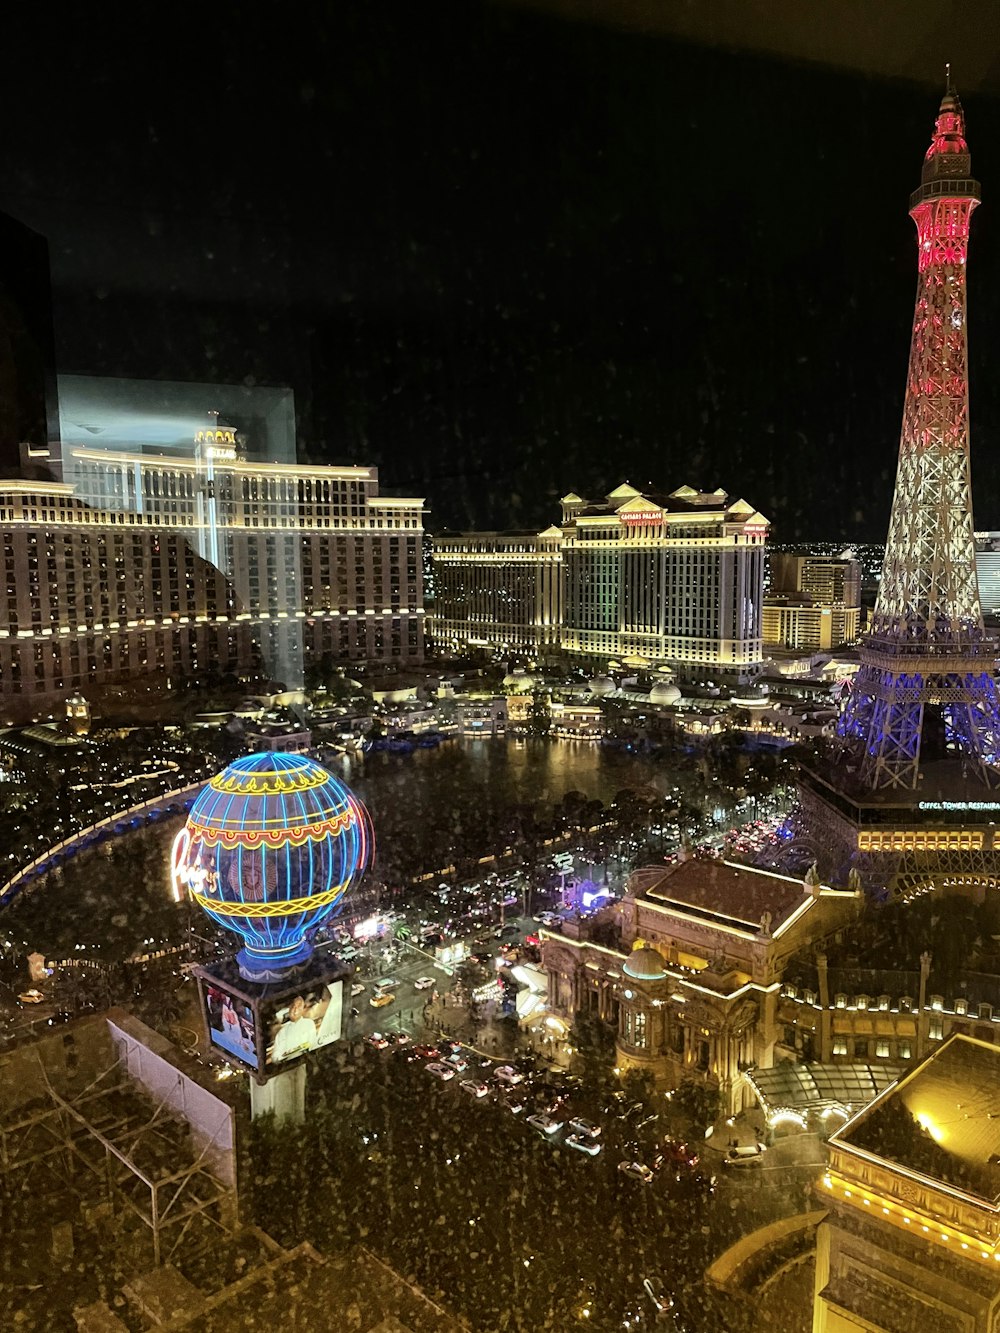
left=620, top=510, right=663, bottom=525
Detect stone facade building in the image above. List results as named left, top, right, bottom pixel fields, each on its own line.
left=540, top=856, right=861, bottom=1114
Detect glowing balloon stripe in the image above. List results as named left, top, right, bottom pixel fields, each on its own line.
left=210, top=769, right=331, bottom=796
left=187, top=808, right=356, bottom=849
left=192, top=881, right=349, bottom=918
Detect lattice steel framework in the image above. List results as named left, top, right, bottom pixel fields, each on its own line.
left=841, top=78, right=1000, bottom=790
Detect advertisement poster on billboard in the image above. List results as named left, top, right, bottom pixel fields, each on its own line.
left=264, top=979, right=344, bottom=1069
left=203, top=984, right=259, bottom=1069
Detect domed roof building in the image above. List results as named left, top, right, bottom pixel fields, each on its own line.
left=649, top=681, right=682, bottom=706
left=172, top=752, right=372, bottom=980
left=588, top=674, right=616, bottom=698
left=622, top=946, right=668, bottom=981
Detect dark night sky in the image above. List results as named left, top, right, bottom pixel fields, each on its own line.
left=3, top=1, right=1000, bottom=540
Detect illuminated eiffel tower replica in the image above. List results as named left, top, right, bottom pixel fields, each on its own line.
left=799, top=75, right=1000, bottom=899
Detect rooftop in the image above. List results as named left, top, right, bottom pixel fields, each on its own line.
left=637, top=858, right=816, bottom=936
left=833, top=1034, right=1000, bottom=1205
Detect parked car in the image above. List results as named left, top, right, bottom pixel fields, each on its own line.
left=351, top=983, right=366, bottom=997
left=526, top=1113, right=564, bottom=1135
left=414, top=976, right=435, bottom=990
left=565, top=1132, right=602, bottom=1157
left=568, top=1116, right=601, bottom=1139
left=426, top=1062, right=456, bottom=1081
left=494, top=1065, right=524, bottom=1086
left=460, top=1080, right=489, bottom=1099
left=722, top=1141, right=767, bottom=1165
left=662, top=1138, right=699, bottom=1168
left=618, top=1161, right=655, bottom=1184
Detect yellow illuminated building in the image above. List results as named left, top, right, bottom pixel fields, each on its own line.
left=0, top=421, right=425, bottom=718
left=815, top=1034, right=1000, bottom=1331
left=430, top=482, right=769, bottom=684
left=429, top=528, right=562, bottom=658
left=764, top=554, right=861, bottom=652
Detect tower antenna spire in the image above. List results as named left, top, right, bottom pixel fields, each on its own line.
left=946, top=61, right=953, bottom=94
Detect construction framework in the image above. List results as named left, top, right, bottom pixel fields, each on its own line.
left=0, top=1054, right=235, bottom=1265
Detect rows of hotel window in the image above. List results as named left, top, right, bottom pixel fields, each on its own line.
left=4, top=532, right=228, bottom=636
left=3, top=531, right=421, bottom=688
left=67, top=469, right=422, bottom=530
left=564, top=552, right=729, bottom=634
left=302, top=615, right=421, bottom=659
left=0, top=611, right=423, bottom=694
left=4, top=531, right=420, bottom=630
left=76, top=466, right=375, bottom=509
left=432, top=564, right=543, bottom=622
left=247, top=534, right=420, bottom=616
left=0, top=625, right=250, bottom=693
left=2, top=530, right=424, bottom=629
left=434, top=547, right=748, bottom=639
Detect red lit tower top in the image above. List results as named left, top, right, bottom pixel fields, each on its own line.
left=918, top=65, right=974, bottom=188
left=840, top=75, right=998, bottom=791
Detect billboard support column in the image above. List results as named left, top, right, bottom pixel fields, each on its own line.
left=249, top=1063, right=306, bottom=1124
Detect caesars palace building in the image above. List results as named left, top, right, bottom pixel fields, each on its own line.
left=430, top=483, right=769, bottom=685
left=0, top=421, right=425, bottom=719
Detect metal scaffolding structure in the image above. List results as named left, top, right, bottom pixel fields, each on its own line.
left=840, top=79, right=1000, bottom=791
left=0, top=1054, right=235, bottom=1266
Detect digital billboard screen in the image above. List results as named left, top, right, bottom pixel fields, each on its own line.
left=203, top=983, right=259, bottom=1070
left=264, top=978, right=344, bottom=1069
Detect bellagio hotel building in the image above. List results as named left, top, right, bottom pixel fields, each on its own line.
left=0, top=421, right=425, bottom=720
